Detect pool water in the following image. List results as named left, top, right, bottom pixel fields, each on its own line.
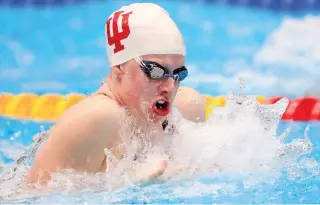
left=0, top=96, right=319, bottom=203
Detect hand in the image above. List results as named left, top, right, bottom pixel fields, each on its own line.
left=135, top=159, right=168, bottom=187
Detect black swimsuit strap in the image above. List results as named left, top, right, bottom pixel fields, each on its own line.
left=162, top=119, right=168, bottom=131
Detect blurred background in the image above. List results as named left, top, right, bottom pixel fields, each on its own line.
left=0, top=0, right=320, bottom=98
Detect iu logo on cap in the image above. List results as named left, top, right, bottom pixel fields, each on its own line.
left=106, top=11, right=133, bottom=54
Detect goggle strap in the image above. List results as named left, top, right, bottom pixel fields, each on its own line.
left=164, top=73, right=179, bottom=81
left=134, top=57, right=145, bottom=67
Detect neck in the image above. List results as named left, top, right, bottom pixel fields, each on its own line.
left=97, top=76, right=124, bottom=106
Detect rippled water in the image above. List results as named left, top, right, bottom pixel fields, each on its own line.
left=0, top=94, right=319, bottom=203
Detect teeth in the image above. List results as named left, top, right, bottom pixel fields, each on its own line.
left=157, top=100, right=165, bottom=104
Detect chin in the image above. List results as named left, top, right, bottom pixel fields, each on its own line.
left=143, top=110, right=167, bottom=124
left=144, top=111, right=161, bottom=122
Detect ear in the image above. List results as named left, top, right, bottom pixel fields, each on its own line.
left=111, top=65, right=124, bottom=80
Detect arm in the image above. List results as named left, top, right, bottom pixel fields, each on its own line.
left=27, top=96, right=121, bottom=184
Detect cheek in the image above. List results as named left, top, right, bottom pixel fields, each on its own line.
left=171, top=83, right=180, bottom=98
left=122, top=70, right=161, bottom=104
left=134, top=72, right=159, bottom=95
left=136, top=79, right=159, bottom=99
left=122, top=71, right=149, bottom=99
left=132, top=72, right=147, bottom=92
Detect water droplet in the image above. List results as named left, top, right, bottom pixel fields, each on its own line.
left=40, top=126, right=44, bottom=132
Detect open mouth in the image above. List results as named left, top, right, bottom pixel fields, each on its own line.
left=152, top=99, right=170, bottom=116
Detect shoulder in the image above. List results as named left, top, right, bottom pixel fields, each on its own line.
left=174, top=86, right=206, bottom=122
left=53, top=94, right=124, bottom=143
left=59, top=93, right=123, bottom=125
left=28, top=94, right=125, bottom=183
left=49, top=93, right=125, bottom=151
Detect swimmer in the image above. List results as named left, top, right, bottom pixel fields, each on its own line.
left=27, top=3, right=206, bottom=185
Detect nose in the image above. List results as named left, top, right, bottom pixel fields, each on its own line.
left=159, top=77, right=177, bottom=95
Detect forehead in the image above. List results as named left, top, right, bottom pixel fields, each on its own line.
left=141, top=54, right=185, bottom=69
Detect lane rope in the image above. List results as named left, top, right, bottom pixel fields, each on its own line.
left=0, top=93, right=319, bottom=121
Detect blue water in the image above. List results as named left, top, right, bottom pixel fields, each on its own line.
left=1, top=0, right=320, bottom=203
left=0, top=116, right=319, bottom=203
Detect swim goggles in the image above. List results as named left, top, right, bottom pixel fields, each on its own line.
left=134, top=57, right=188, bottom=82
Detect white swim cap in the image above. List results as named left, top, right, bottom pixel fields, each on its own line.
left=105, top=3, right=186, bottom=66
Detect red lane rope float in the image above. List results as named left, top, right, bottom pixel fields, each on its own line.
left=266, top=96, right=320, bottom=121
left=0, top=93, right=319, bottom=122
left=311, top=100, right=320, bottom=121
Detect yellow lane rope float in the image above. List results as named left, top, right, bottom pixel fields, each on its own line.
left=0, top=93, right=85, bottom=122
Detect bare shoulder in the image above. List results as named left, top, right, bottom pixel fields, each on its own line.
left=27, top=94, right=123, bottom=183
left=60, top=93, right=122, bottom=123
left=53, top=93, right=123, bottom=144
left=174, top=86, right=206, bottom=122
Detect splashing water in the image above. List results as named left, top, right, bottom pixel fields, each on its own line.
left=0, top=93, right=318, bottom=203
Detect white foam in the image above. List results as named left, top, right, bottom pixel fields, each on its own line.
left=0, top=93, right=317, bottom=202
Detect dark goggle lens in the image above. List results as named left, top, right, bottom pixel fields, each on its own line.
left=176, top=69, right=188, bottom=81
left=173, top=66, right=188, bottom=82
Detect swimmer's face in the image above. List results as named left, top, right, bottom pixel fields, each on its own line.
left=117, top=54, right=185, bottom=122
